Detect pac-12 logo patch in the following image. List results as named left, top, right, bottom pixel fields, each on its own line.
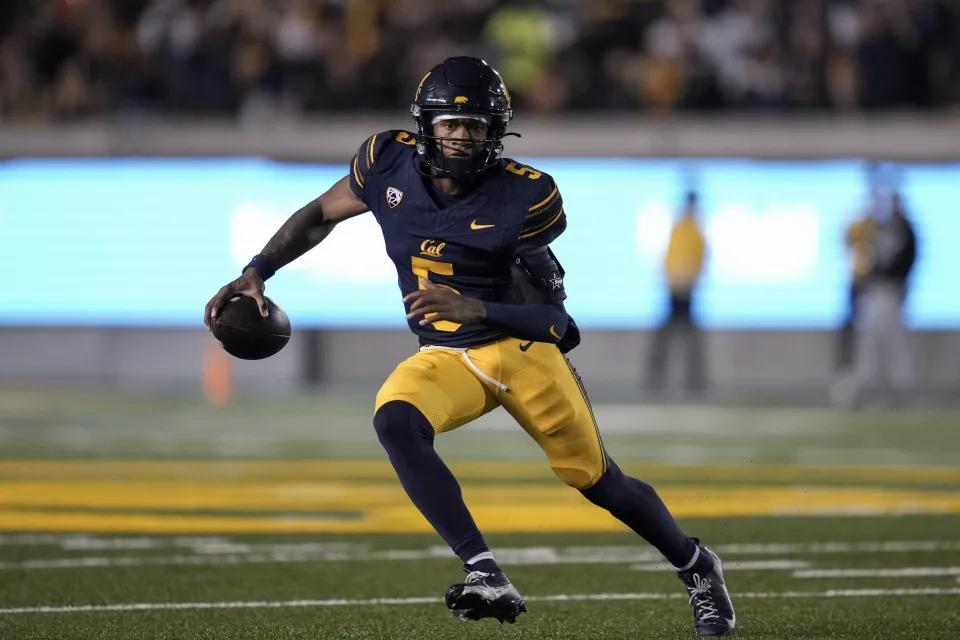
left=386, top=187, right=404, bottom=208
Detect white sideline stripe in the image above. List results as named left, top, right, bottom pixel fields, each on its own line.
left=716, top=541, right=960, bottom=554
left=0, top=555, right=813, bottom=572
left=3, top=534, right=959, bottom=556
left=632, top=559, right=810, bottom=572
left=795, top=567, right=960, bottom=578
left=3, top=588, right=960, bottom=615
left=0, top=534, right=68, bottom=546
left=0, top=553, right=359, bottom=570
left=0, top=597, right=440, bottom=615
left=5, top=539, right=960, bottom=571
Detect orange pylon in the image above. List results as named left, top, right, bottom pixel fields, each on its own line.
left=202, top=342, right=233, bottom=405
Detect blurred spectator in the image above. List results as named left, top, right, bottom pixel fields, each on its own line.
left=483, top=2, right=558, bottom=107
left=644, top=190, right=707, bottom=395
left=1, top=0, right=959, bottom=121
left=835, top=204, right=876, bottom=373
left=833, top=188, right=918, bottom=407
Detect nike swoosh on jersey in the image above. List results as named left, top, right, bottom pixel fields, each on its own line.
left=518, top=340, right=534, bottom=352
left=549, top=325, right=561, bottom=340
left=470, top=220, right=495, bottom=230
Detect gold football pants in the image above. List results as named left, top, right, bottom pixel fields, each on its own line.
left=375, top=338, right=607, bottom=489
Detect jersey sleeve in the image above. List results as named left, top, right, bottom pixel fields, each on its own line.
left=517, top=174, right=566, bottom=249
left=347, top=132, right=393, bottom=199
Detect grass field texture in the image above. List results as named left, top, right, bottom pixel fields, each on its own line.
left=1, top=391, right=958, bottom=639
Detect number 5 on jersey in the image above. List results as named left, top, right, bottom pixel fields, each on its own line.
left=505, top=161, right=541, bottom=180
left=411, top=256, right=461, bottom=332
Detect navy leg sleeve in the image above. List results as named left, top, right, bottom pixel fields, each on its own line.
left=580, top=458, right=697, bottom=568
left=374, top=400, right=495, bottom=569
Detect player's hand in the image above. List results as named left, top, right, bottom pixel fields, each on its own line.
left=203, top=269, right=268, bottom=329
left=403, top=279, right=487, bottom=326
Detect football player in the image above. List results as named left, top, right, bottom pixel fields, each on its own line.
left=204, top=57, right=736, bottom=637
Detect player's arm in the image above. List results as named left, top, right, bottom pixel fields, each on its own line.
left=252, top=176, right=368, bottom=277
left=205, top=133, right=389, bottom=328
left=478, top=174, right=571, bottom=343
left=203, top=176, right=367, bottom=328
left=404, top=246, right=569, bottom=344
left=480, top=246, right=570, bottom=344
left=405, top=173, right=572, bottom=344
left=251, top=131, right=389, bottom=279
left=404, top=245, right=570, bottom=345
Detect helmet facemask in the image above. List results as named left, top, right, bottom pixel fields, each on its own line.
left=409, top=56, right=515, bottom=181
left=411, top=105, right=510, bottom=181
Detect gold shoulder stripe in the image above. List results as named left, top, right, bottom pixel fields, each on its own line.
left=526, top=200, right=561, bottom=219
left=529, top=186, right=558, bottom=212
left=352, top=154, right=364, bottom=189
left=518, top=208, right=564, bottom=239
left=367, top=134, right=377, bottom=168
left=523, top=204, right=563, bottom=233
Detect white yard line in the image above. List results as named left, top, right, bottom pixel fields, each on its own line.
left=0, top=534, right=72, bottom=546
left=0, top=553, right=359, bottom=570
left=2, top=555, right=813, bottom=571
left=716, top=540, right=960, bottom=554
left=795, top=567, right=960, bottom=578
left=3, top=534, right=957, bottom=556
left=3, top=539, right=960, bottom=571
left=632, top=560, right=810, bottom=572
left=3, top=588, right=960, bottom=615
left=0, top=534, right=230, bottom=548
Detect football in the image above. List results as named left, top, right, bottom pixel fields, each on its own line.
left=212, top=296, right=291, bottom=360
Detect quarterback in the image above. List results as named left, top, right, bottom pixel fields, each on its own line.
left=204, top=57, right=736, bottom=637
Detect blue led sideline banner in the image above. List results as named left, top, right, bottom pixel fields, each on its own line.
left=0, top=158, right=956, bottom=329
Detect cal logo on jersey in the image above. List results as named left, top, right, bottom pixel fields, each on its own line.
left=420, top=239, right=445, bottom=257
left=386, top=186, right=404, bottom=208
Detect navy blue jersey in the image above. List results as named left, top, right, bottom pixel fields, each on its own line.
left=349, top=130, right=568, bottom=348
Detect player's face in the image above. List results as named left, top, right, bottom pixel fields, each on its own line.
left=432, top=118, right=489, bottom=159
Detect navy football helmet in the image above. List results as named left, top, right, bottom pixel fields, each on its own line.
left=410, top=57, right=514, bottom=181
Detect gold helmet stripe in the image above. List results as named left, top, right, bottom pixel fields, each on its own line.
left=413, top=72, right=431, bottom=100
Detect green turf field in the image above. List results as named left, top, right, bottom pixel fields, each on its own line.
left=1, top=390, right=959, bottom=639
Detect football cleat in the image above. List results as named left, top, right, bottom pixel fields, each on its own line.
left=444, top=568, right=527, bottom=624
left=678, top=542, right=737, bottom=637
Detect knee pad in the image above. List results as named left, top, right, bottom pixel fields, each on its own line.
left=579, top=458, right=626, bottom=506
left=373, top=400, right=434, bottom=447
left=552, top=465, right=597, bottom=490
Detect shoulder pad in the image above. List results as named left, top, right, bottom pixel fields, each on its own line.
left=518, top=171, right=565, bottom=247
left=349, top=130, right=417, bottom=198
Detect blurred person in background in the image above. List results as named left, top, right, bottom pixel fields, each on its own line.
left=834, top=188, right=917, bottom=407
left=482, top=0, right=558, bottom=111
left=835, top=206, right=876, bottom=374
left=645, top=190, right=707, bottom=395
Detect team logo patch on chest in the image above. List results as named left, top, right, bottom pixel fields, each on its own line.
left=386, top=187, right=404, bottom=208
left=420, top=239, right=445, bottom=257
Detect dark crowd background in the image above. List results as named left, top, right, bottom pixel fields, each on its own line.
left=1, top=0, right=958, bottom=121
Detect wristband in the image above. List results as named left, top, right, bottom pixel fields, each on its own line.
left=243, top=254, right=276, bottom=281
